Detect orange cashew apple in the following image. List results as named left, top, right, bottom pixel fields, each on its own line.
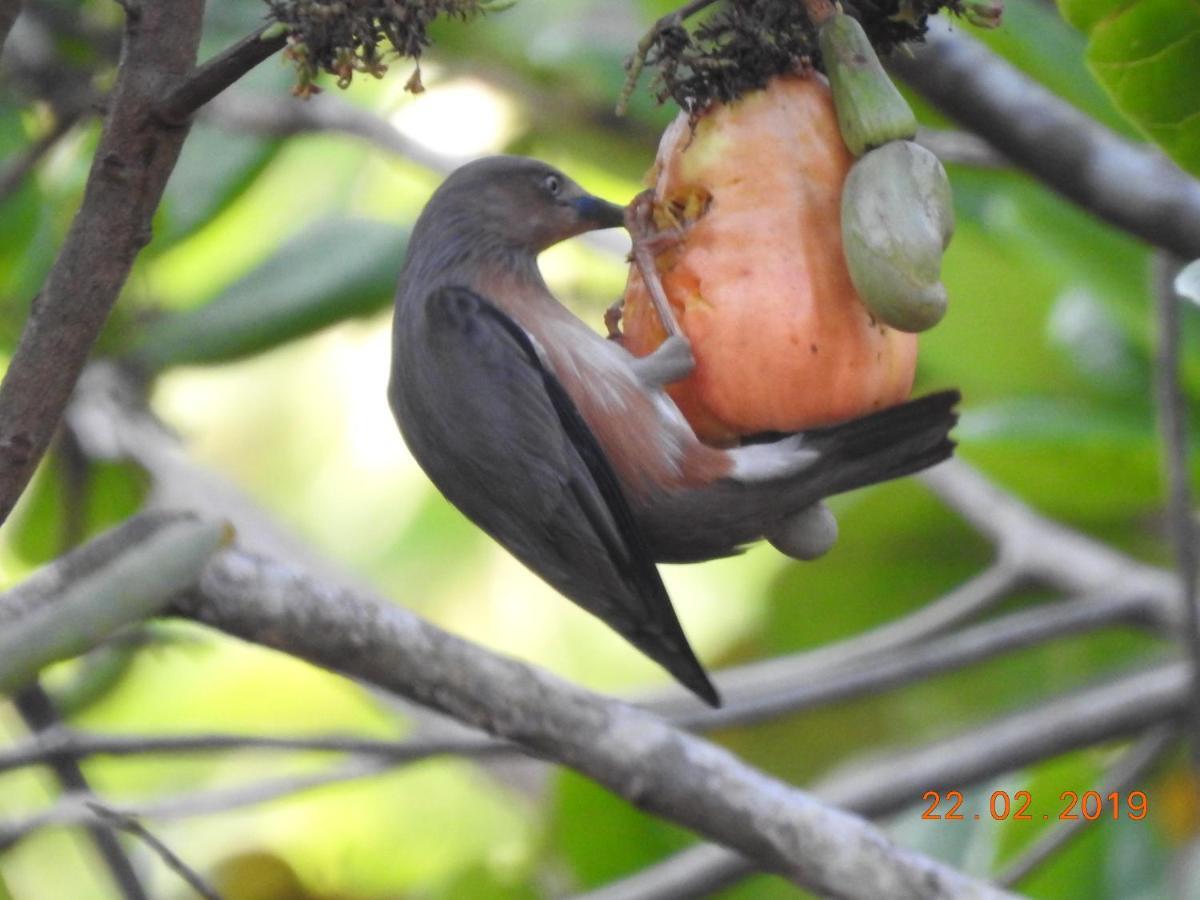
left=618, top=73, right=918, bottom=445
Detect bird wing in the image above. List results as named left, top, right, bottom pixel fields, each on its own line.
left=392, top=285, right=718, bottom=705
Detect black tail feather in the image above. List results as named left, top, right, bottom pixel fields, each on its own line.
left=803, top=389, right=960, bottom=500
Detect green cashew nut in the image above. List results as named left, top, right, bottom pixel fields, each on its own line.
left=841, top=140, right=954, bottom=333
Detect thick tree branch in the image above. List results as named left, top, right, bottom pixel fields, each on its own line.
left=0, top=3, right=205, bottom=526
left=582, top=663, right=1189, bottom=898
left=889, top=21, right=1200, bottom=260
left=171, top=549, right=1009, bottom=900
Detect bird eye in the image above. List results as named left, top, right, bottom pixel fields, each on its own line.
left=543, top=174, right=562, bottom=195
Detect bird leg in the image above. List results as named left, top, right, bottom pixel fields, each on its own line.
left=626, top=189, right=685, bottom=341
left=622, top=190, right=697, bottom=388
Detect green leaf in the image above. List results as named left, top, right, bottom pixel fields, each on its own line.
left=131, top=218, right=407, bottom=369
left=158, top=123, right=283, bottom=246
left=1059, top=0, right=1200, bottom=176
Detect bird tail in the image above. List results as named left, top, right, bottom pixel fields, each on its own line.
left=796, top=389, right=960, bottom=500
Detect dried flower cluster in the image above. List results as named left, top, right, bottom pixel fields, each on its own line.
left=643, top=0, right=964, bottom=111
left=264, top=0, right=507, bottom=96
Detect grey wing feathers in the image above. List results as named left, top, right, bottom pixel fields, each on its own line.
left=396, top=285, right=719, bottom=706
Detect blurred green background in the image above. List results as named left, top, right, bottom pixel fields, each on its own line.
left=2, top=0, right=1198, bottom=897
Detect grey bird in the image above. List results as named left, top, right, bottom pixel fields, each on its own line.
left=388, top=155, right=958, bottom=706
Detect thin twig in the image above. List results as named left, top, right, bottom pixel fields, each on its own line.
left=0, top=729, right=510, bottom=776
left=674, top=588, right=1159, bottom=731
left=687, top=562, right=1024, bottom=710
left=200, top=90, right=630, bottom=260
left=920, top=460, right=1175, bottom=603
left=995, top=725, right=1177, bottom=888
left=7, top=413, right=148, bottom=900
left=1152, top=252, right=1200, bottom=764
left=85, top=803, right=223, bottom=900
left=0, top=107, right=86, bottom=205
left=156, top=27, right=288, bottom=125
left=1, top=758, right=424, bottom=849
left=12, top=685, right=149, bottom=900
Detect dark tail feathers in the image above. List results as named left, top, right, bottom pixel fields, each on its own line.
left=801, top=389, right=960, bottom=500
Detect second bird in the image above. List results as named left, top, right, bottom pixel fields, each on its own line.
left=388, top=156, right=958, bottom=706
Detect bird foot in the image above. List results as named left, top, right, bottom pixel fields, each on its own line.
left=632, top=333, right=695, bottom=388
left=605, top=297, right=625, bottom=340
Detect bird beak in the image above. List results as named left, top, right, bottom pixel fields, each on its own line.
left=572, top=194, right=627, bottom=230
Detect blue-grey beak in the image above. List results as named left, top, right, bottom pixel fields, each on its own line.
left=573, top=195, right=627, bottom=230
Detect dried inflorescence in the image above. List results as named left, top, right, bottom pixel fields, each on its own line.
left=264, top=0, right=506, bottom=96
left=641, top=0, right=965, bottom=112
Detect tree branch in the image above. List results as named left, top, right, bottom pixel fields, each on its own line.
left=85, top=802, right=222, bottom=900
left=920, top=459, right=1174, bottom=602
left=1152, top=253, right=1200, bottom=763
left=0, top=2, right=206, bottom=526
left=169, top=548, right=1009, bottom=899
left=0, top=107, right=85, bottom=205
left=0, top=758, right=394, bottom=850
left=888, top=20, right=1200, bottom=260
left=156, top=28, right=288, bottom=126
left=0, top=512, right=227, bottom=694
left=199, top=90, right=631, bottom=260
left=675, top=588, right=1162, bottom=731
left=11, top=685, right=150, bottom=900
left=579, top=663, right=1189, bottom=898
left=0, top=728, right=508, bottom=777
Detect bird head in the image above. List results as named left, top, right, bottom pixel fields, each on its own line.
left=421, top=156, right=626, bottom=255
